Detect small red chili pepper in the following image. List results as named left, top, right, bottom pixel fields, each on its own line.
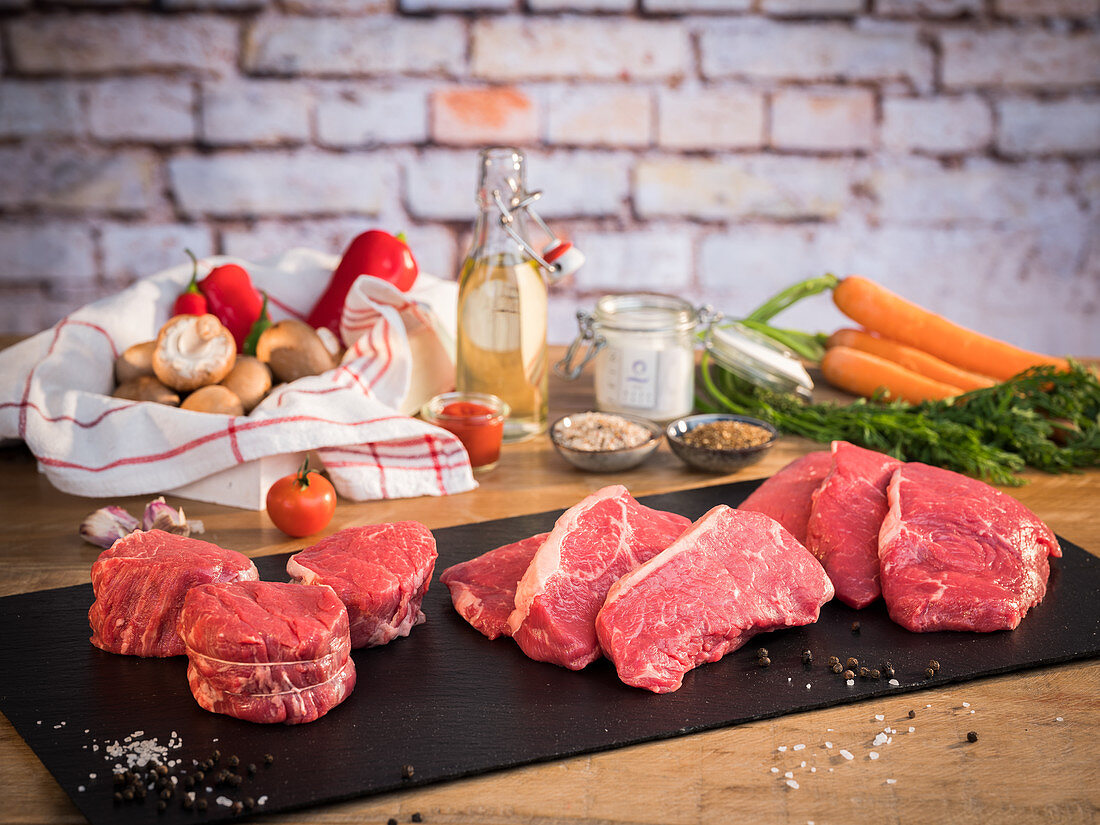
left=197, top=259, right=263, bottom=353
left=173, top=250, right=209, bottom=317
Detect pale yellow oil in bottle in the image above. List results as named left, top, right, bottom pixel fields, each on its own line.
left=456, top=253, right=548, bottom=443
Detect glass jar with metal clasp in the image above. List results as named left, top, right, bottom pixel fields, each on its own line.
left=556, top=293, right=712, bottom=424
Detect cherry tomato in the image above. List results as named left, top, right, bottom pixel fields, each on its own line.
left=266, top=460, right=336, bottom=537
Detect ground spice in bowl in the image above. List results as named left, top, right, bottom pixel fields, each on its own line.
left=554, top=412, right=655, bottom=452
left=683, top=419, right=773, bottom=451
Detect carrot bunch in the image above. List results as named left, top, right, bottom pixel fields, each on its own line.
left=821, top=276, right=1071, bottom=403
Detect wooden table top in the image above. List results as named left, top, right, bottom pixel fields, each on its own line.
left=1, top=344, right=1097, bottom=825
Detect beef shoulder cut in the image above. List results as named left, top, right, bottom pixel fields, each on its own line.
left=596, top=506, right=835, bottom=693
left=439, top=533, right=548, bottom=640
left=508, top=485, right=690, bottom=670
left=179, top=580, right=356, bottom=725
left=287, top=521, right=437, bottom=649
left=739, top=450, right=832, bottom=545
left=879, top=463, right=1061, bottom=633
left=805, top=441, right=902, bottom=609
left=88, top=529, right=258, bottom=657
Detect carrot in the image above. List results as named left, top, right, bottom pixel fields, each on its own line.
left=825, top=328, right=996, bottom=392
left=833, top=276, right=1071, bottom=382
left=821, top=346, right=963, bottom=404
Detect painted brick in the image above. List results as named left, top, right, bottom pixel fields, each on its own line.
left=317, top=85, right=429, bottom=147
left=0, top=288, right=107, bottom=336
left=432, top=86, right=539, bottom=146
left=169, top=152, right=395, bottom=217
left=642, top=0, right=751, bottom=10
left=471, top=17, right=689, bottom=81
left=994, top=0, right=1100, bottom=16
left=868, top=158, right=1076, bottom=225
left=282, top=0, right=391, bottom=11
left=201, top=81, right=311, bottom=146
left=9, top=14, right=238, bottom=76
left=700, top=19, right=933, bottom=92
left=657, top=88, right=765, bottom=150
left=0, top=81, right=84, bottom=139
left=402, top=0, right=513, bottom=10
left=997, top=98, right=1100, bottom=156
left=245, top=16, right=465, bottom=76
left=0, top=147, right=159, bottom=214
left=771, top=87, right=875, bottom=152
left=88, top=78, right=195, bottom=143
left=636, top=156, right=856, bottom=220
left=100, top=224, right=215, bottom=287
left=406, top=150, right=483, bottom=221
left=882, top=95, right=992, bottom=154
left=571, top=228, right=693, bottom=292
left=941, top=30, right=1100, bottom=89
left=161, top=0, right=267, bottom=8
left=874, top=0, right=983, bottom=15
left=531, top=0, right=632, bottom=10
left=761, top=0, right=863, bottom=14
left=545, top=86, right=652, bottom=148
left=525, top=151, right=632, bottom=218
left=0, top=223, right=97, bottom=286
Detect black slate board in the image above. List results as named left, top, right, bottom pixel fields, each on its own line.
left=2, top=479, right=1099, bottom=825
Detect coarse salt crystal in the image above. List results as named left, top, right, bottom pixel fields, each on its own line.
left=825, top=741, right=834, bottom=749
left=869, top=752, right=879, bottom=760
left=258, top=796, right=268, bottom=806
left=810, top=767, right=817, bottom=773
left=785, top=771, right=794, bottom=779
left=908, top=727, right=915, bottom=733
left=216, top=796, right=233, bottom=807
left=778, top=746, right=788, bottom=752
left=875, top=714, right=884, bottom=721
left=786, top=779, right=799, bottom=789
left=888, top=679, right=900, bottom=686
left=963, top=702, right=970, bottom=707
left=886, top=778, right=897, bottom=785
left=873, top=733, right=888, bottom=747
left=926, top=704, right=932, bottom=708
left=800, top=761, right=806, bottom=768
left=846, top=679, right=855, bottom=686
left=970, top=710, right=975, bottom=714
left=771, top=767, right=779, bottom=773
left=793, top=744, right=805, bottom=751
left=840, top=750, right=854, bottom=760
left=1056, top=717, right=1064, bottom=722
left=806, top=684, right=811, bottom=689
left=77, top=786, right=85, bottom=792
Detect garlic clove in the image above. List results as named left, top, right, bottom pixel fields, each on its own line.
left=80, top=506, right=139, bottom=549
left=142, top=496, right=203, bottom=537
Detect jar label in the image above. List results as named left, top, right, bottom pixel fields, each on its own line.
left=596, top=343, right=694, bottom=420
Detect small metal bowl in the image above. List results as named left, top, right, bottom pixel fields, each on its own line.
left=665, top=413, right=778, bottom=474
left=550, top=412, right=663, bottom=473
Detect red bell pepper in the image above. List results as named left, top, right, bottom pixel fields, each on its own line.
left=197, top=260, right=263, bottom=353
left=307, top=230, right=419, bottom=335
left=173, top=250, right=209, bottom=317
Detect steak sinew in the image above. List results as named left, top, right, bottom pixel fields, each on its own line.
left=879, top=463, right=1061, bottom=633
left=508, top=485, right=690, bottom=670
left=439, top=533, right=548, bottom=640
left=287, top=521, right=437, bottom=649
left=739, top=450, right=832, bottom=545
left=596, top=506, right=834, bottom=693
left=179, top=580, right=355, bottom=725
left=88, top=529, right=259, bottom=657
left=805, top=441, right=902, bottom=609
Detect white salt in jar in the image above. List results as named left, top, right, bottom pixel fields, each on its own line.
left=557, top=293, right=701, bottom=423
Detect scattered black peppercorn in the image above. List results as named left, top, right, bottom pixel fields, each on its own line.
left=388, top=819, right=398, bottom=825
left=758, top=656, right=771, bottom=668
left=851, top=621, right=861, bottom=633
left=925, top=667, right=936, bottom=679
left=244, top=797, right=256, bottom=810
left=411, top=814, right=423, bottom=823
left=157, top=800, right=167, bottom=814
left=211, top=749, right=221, bottom=762
left=231, top=800, right=244, bottom=815
left=846, top=657, right=859, bottom=670
left=843, top=669, right=855, bottom=680
left=229, top=774, right=243, bottom=788
left=184, top=776, right=195, bottom=790
left=135, top=786, right=146, bottom=800
left=801, top=649, right=813, bottom=665
left=227, top=755, right=239, bottom=768
left=156, top=764, right=168, bottom=777
left=122, top=788, right=135, bottom=802
left=908, top=709, right=916, bottom=719
left=756, top=647, right=768, bottom=658
left=870, top=668, right=881, bottom=680
left=401, top=764, right=415, bottom=780
left=194, top=770, right=205, bottom=782
left=160, top=788, right=172, bottom=801
left=113, top=792, right=123, bottom=805
left=182, top=796, right=194, bottom=810
left=247, top=763, right=257, bottom=776
left=966, top=731, right=978, bottom=743
left=827, top=656, right=840, bottom=667
left=263, top=753, right=275, bottom=765
left=114, top=772, right=126, bottom=786
left=859, top=667, right=870, bottom=678
left=929, top=659, right=941, bottom=672
left=196, top=798, right=208, bottom=812
left=831, top=662, right=843, bottom=674
left=882, top=663, right=896, bottom=679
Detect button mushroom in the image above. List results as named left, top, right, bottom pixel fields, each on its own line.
left=152, top=314, right=237, bottom=392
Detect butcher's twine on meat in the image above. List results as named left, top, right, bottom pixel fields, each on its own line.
left=0, top=248, right=475, bottom=506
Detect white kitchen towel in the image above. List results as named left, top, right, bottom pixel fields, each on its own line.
left=0, top=247, right=475, bottom=505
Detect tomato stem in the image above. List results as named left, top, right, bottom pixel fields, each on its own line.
left=296, top=458, right=312, bottom=488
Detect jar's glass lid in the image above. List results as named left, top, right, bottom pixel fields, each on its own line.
left=706, top=323, right=814, bottom=400
left=593, top=293, right=697, bottom=333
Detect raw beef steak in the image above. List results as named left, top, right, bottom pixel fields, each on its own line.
left=739, top=450, right=832, bottom=544
left=287, top=521, right=437, bottom=649
left=440, top=533, right=548, bottom=640
left=879, top=463, right=1061, bottom=633
left=596, top=506, right=834, bottom=693
left=179, top=580, right=356, bottom=725
left=805, top=441, right=902, bottom=609
left=508, top=485, right=691, bottom=670
left=88, top=529, right=258, bottom=657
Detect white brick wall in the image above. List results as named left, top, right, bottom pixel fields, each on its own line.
left=0, top=2, right=1096, bottom=355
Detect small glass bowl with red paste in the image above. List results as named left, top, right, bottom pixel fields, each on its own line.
left=422, top=392, right=509, bottom=473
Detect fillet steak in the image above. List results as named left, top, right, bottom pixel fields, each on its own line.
left=739, top=450, right=832, bottom=545
left=508, top=485, right=691, bottom=670
left=287, top=521, right=437, bottom=649
left=439, top=533, right=548, bottom=640
left=179, top=580, right=356, bottom=725
left=88, top=529, right=259, bottom=657
left=596, top=506, right=835, bottom=693
left=805, top=441, right=902, bottom=609
left=879, top=463, right=1061, bottom=633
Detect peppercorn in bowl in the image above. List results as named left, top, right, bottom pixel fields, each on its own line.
left=665, top=413, right=777, bottom=473
left=550, top=412, right=663, bottom=472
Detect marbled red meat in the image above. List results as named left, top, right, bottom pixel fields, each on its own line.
left=596, top=506, right=834, bottom=693
left=179, top=580, right=355, bottom=724
left=739, top=450, right=832, bottom=545
left=508, top=485, right=690, bottom=670
left=879, top=463, right=1061, bottom=633
left=287, top=521, right=437, bottom=649
left=88, top=529, right=258, bottom=657
left=439, top=533, right=548, bottom=640
left=805, top=441, right=902, bottom=608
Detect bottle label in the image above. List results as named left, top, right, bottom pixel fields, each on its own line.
left=596, top=343, right=693, bottom=419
